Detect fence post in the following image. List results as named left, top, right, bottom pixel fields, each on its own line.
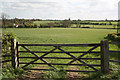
left=11, top=38, right=19, bottom=69
left=100, top=40, right=109, bottom=73
left=16, top=42, right=19, bottom=68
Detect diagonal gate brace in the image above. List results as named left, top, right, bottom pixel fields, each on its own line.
left=21, top=46, right=58, bottom=69
left=58, top=46, right=99, bottom=71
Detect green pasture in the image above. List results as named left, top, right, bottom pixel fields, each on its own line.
left=71, top=24, right=116, bottom=28
left=2, top=28, right=118, bottom=53
left=81, top=21, right=118, bottom=25
left=34, top=21, right=61, bottom=26
left=34, top=20, right=118, bottom=28
left=90, top=21, right=117, bottom=25
left=2, top=28, right=117, bottom=43
left=2, top=28, right=119, bottom=77
left=81, top=25, right=116, bottom=28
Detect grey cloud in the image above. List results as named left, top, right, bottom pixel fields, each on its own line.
left=0, top=0, right=118, bottom=20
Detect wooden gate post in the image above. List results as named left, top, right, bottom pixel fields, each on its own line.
left=11, top=38, right=19, bottom=69
left=100, top=40, right=109, bottom=73
left=16, top=42, right=19, bottom=68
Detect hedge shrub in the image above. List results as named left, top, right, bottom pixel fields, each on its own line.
left=105, top=32, right=120, bottom=47
left=2, top=32, right=15, bottom=61
left=105, top=32, right=120, bottom=42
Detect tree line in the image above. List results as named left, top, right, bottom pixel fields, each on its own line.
left=1, top=13, right=118, bottom=28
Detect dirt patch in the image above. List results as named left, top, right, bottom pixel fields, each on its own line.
left=67, top=66, right=88, bottom=80
left=18, top=66, right=88, bottom=80
left=24, top=70, right=44, bottom=79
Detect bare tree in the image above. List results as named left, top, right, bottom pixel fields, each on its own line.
left=1, top=13, right=9, bottom=28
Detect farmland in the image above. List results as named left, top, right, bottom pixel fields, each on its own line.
left=2, top=28, right=117, bottom=44
left=3, top=18, right=118, bottom=29
left=2, top=28, right=119, bottom=57
left=33, top=20, right=118, bottom=28
left=3, top=28, right=119, bottom=60
left=1, top=0, right=120, bottom=78
left=2, top=28, right=120, bottom=79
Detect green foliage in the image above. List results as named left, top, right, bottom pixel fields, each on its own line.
left=16, top=24, right=23, bottom=28
left=2, top=19, right=118, bottom=28
left=105, top=32, right=120, bottom=48
left=33, top=24, right=38, bottom=28
left=2, top=66, right=16, bottom=79
left=6, top=23, right=14, bottom=28
left=2, top=32, right=15, bottom=69
left=2, top=32, right=15, bottom=56
left=61, top=19, right=71, bottom=28
left=2, top=65, right=24, bottom=79
left=34, top=20, right=68, bottom=28
left=1, top=32, right=21, bottom=79
left=85, top=70, right=120, bottom=80
left=46, top=66, right=67, bottom=80
left=23, top=23, right=34, bottom=28
left=105, top=32, right=120, bottom=42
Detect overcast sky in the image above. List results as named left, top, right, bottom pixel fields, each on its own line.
left=0, top=0, right=119, bottom=20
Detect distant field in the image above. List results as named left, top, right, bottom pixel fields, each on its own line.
left=34, top=21, right=61, bottom=26
left=2, top=28, right=116, bottom=44
left=81, top=25, right=116, bottom=28
left=90, top=21, right=117, bottom=25
left=71, top=24, right=116, bottom=28
left=34, top=21, right=118, bottom=28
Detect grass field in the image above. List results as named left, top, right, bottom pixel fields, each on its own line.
left=34, top=21, right=61, bottom=26
left=2, top=28, right=119, bottom=56
left=71, top=24, right=116, bottom=28
left=2, top=28, right=120, bottom=79
left=34, top=20, right=118, bottom=29
left=2, top=28, right=117, bottom=44
left=91, top=21, right=117, bottom=25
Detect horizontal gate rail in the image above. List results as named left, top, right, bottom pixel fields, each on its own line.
left=19, top=62, right=101, bottom=66
left=2, top=55, right=12, bottom=57
left=109, top=50, right=120, bottom=53
left=19, top=57, right=101, bottom=60
left=19, top=51, right=100, bottom=53
left=18, top=43, right=100, bottom=46
left=109, top=42, right=120, bottom=63
left=109, top=60, right=120, bottom=63
left=109, top=42, right=120, bottom=44
left=2, top=60, right=12, bottom=63
left=1, top=55, right=12, bottom=63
